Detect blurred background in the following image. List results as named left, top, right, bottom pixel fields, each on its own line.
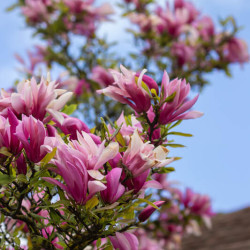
left=0, top=0, right=249, bottom=213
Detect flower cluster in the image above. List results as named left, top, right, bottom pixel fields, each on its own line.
left=125, top=0, right=249, bottom=87
left=11, top=0, right=248, bottom=119
left=21, top=0, right=113, bottom=38
left=0, top=68, right=208, bottom=249
left=4, top=0, right=248, bottom=248
left=134, top=174, right=213, bottom=249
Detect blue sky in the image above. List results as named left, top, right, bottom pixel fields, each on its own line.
left=0, top=0, right=250, bottom=213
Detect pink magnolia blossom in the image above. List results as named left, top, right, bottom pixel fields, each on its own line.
left=0, top=109, right=21, bottom=155
left=53, top=114, right=100, bottom=143
left=63, top=1, right=113, bottom=37
left=139, top=201, right=165, bottom=222
left=129, top=13, right=162, bottom=33
left=100, top=168, right=125, bottom=204
left=95, top=3, right=114, bottom=19
left=15, top=115, right=46, bottom=163
left=22, top=0, right=51, bottom=23
left=194, top=16, right=215, bottom=41
left=15, top=153, right=27, bottom=175
left=159, top=71, right=203, bottom=125
left=63, top=16, right=96, bottom=37
left=223, top=37, right=249, bottom=63
left=0, top=77, right=73, bottom=123
left=135, top=72, right=159, bottom=94
left=43, top=144, right=106, bottom=204
left=156, top=0, right=199, bottom=36
left=108, top=112, right=143, bottom=145
left=74, top=79, right=90, bottom=96
left=124, top=169, right=150, bottom=194
left=156, top=6, right=189, bottom=37
left=178, top=188, right=214, bottom=219
left=135, top=229, right=162, bottom=250
left=92, top=66, right=114, bottom=87
left=152, top=173, right=169, bottom=189
left=123, top=130, right=174, bottom=177
left=69, top=131, right=119, bottom=170
left=171, top=42, right=196, bottom=66
left=64, top=0, right=88, bottom=14
left=174, top=0, right=199, bottom=23
left=97, top=65, right=153, bottom=113
left=109, top=232, right=139, bottom=250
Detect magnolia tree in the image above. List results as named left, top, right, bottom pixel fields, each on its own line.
left=0, top=0, right=248, bottom=249
left=10, top=0, right=248, bottom=123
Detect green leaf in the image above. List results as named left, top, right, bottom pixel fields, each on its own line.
left=49, top=208, right=61, bottom=223
left=6, top=3, right=20, bottom=12
left=138, top=198, right=160, bottom=210
left=100, top=117, right=110, bottom=137
left=115, top=131, right=126, bottom=147
left=163, top=92, right=176, bottom=103
left=16, top=174, right=28, bottom=183
left=0, top=147, right=12, bottom=157
left=62, top=104, right=77, bottom=115
left=173, top=157, right=182, bottom=161
left=86, top=196, right=99, bottom=210
left=40, top=147, right=57, bottom=167
left=168, top=120, right=182, bottom=130
left=55, top=242, right=67, bottom=248
left=154, top=167, right=175, bottom=174
left=167, top=132, right=193, bottom=137
left=225, top=67, right=232, bottom=77
left=90, top=127, right=96, bottom=134
left=29, top=212, right=47, bottom=221
left=151, top=89, right=160, bottom=101
left=0, top=175, right=14, bottom=185
left=94, top=202, right=119, bottom=212
left=96, top=238, right=102, bottom=248
left=166, top=143, right=185, bottom=148
left=14, top=237, right=20, bottom=246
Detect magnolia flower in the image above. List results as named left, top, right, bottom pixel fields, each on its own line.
left=123, top=130, right=174, bottom=177
left=100, top=168, right=125, bottom=204
left=139, top=201, right=165, bottom=222
left=223, top=38, right=249, bottom=63
left=64, top=1, right=113, bottom=37
left=156, top=0, right=199, bottom=37
left=97, top=65, right=154, bottom=113
left=64, top=0, right=86, bottom=14
left=108, top=112, right=143, bottom=145
left=15, top=153, right=27, bottom=175
left=129, top=13, right=161, bottom=33
left=53, top=114, right=100, bottom=143
left=92, top=66, right=114, bottom=87
left=194, top=16, right=215, bottom=41
left=171, top=42, right=196, bottom=66
left=179, top=188, right=214, bottom=219
left=22, top=0, right=51, bottom=23
left=156, top=6, right=189, bottom=37
left=159, top=71, right=203, bottom=124
left=174, top=0, right=199, bottom=23
left=109, top=232, right=139, bottom=250
left=0, top=77, right=73, bottom=124
left=70, top=131, right=119, bottom=170
left=43, top=145, right=106, bottom=204
left=135, top=228, right=162, bottom=250
left=15, top=115, right=46, bottom=163
left=0, top=109, right=21, bottom=155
